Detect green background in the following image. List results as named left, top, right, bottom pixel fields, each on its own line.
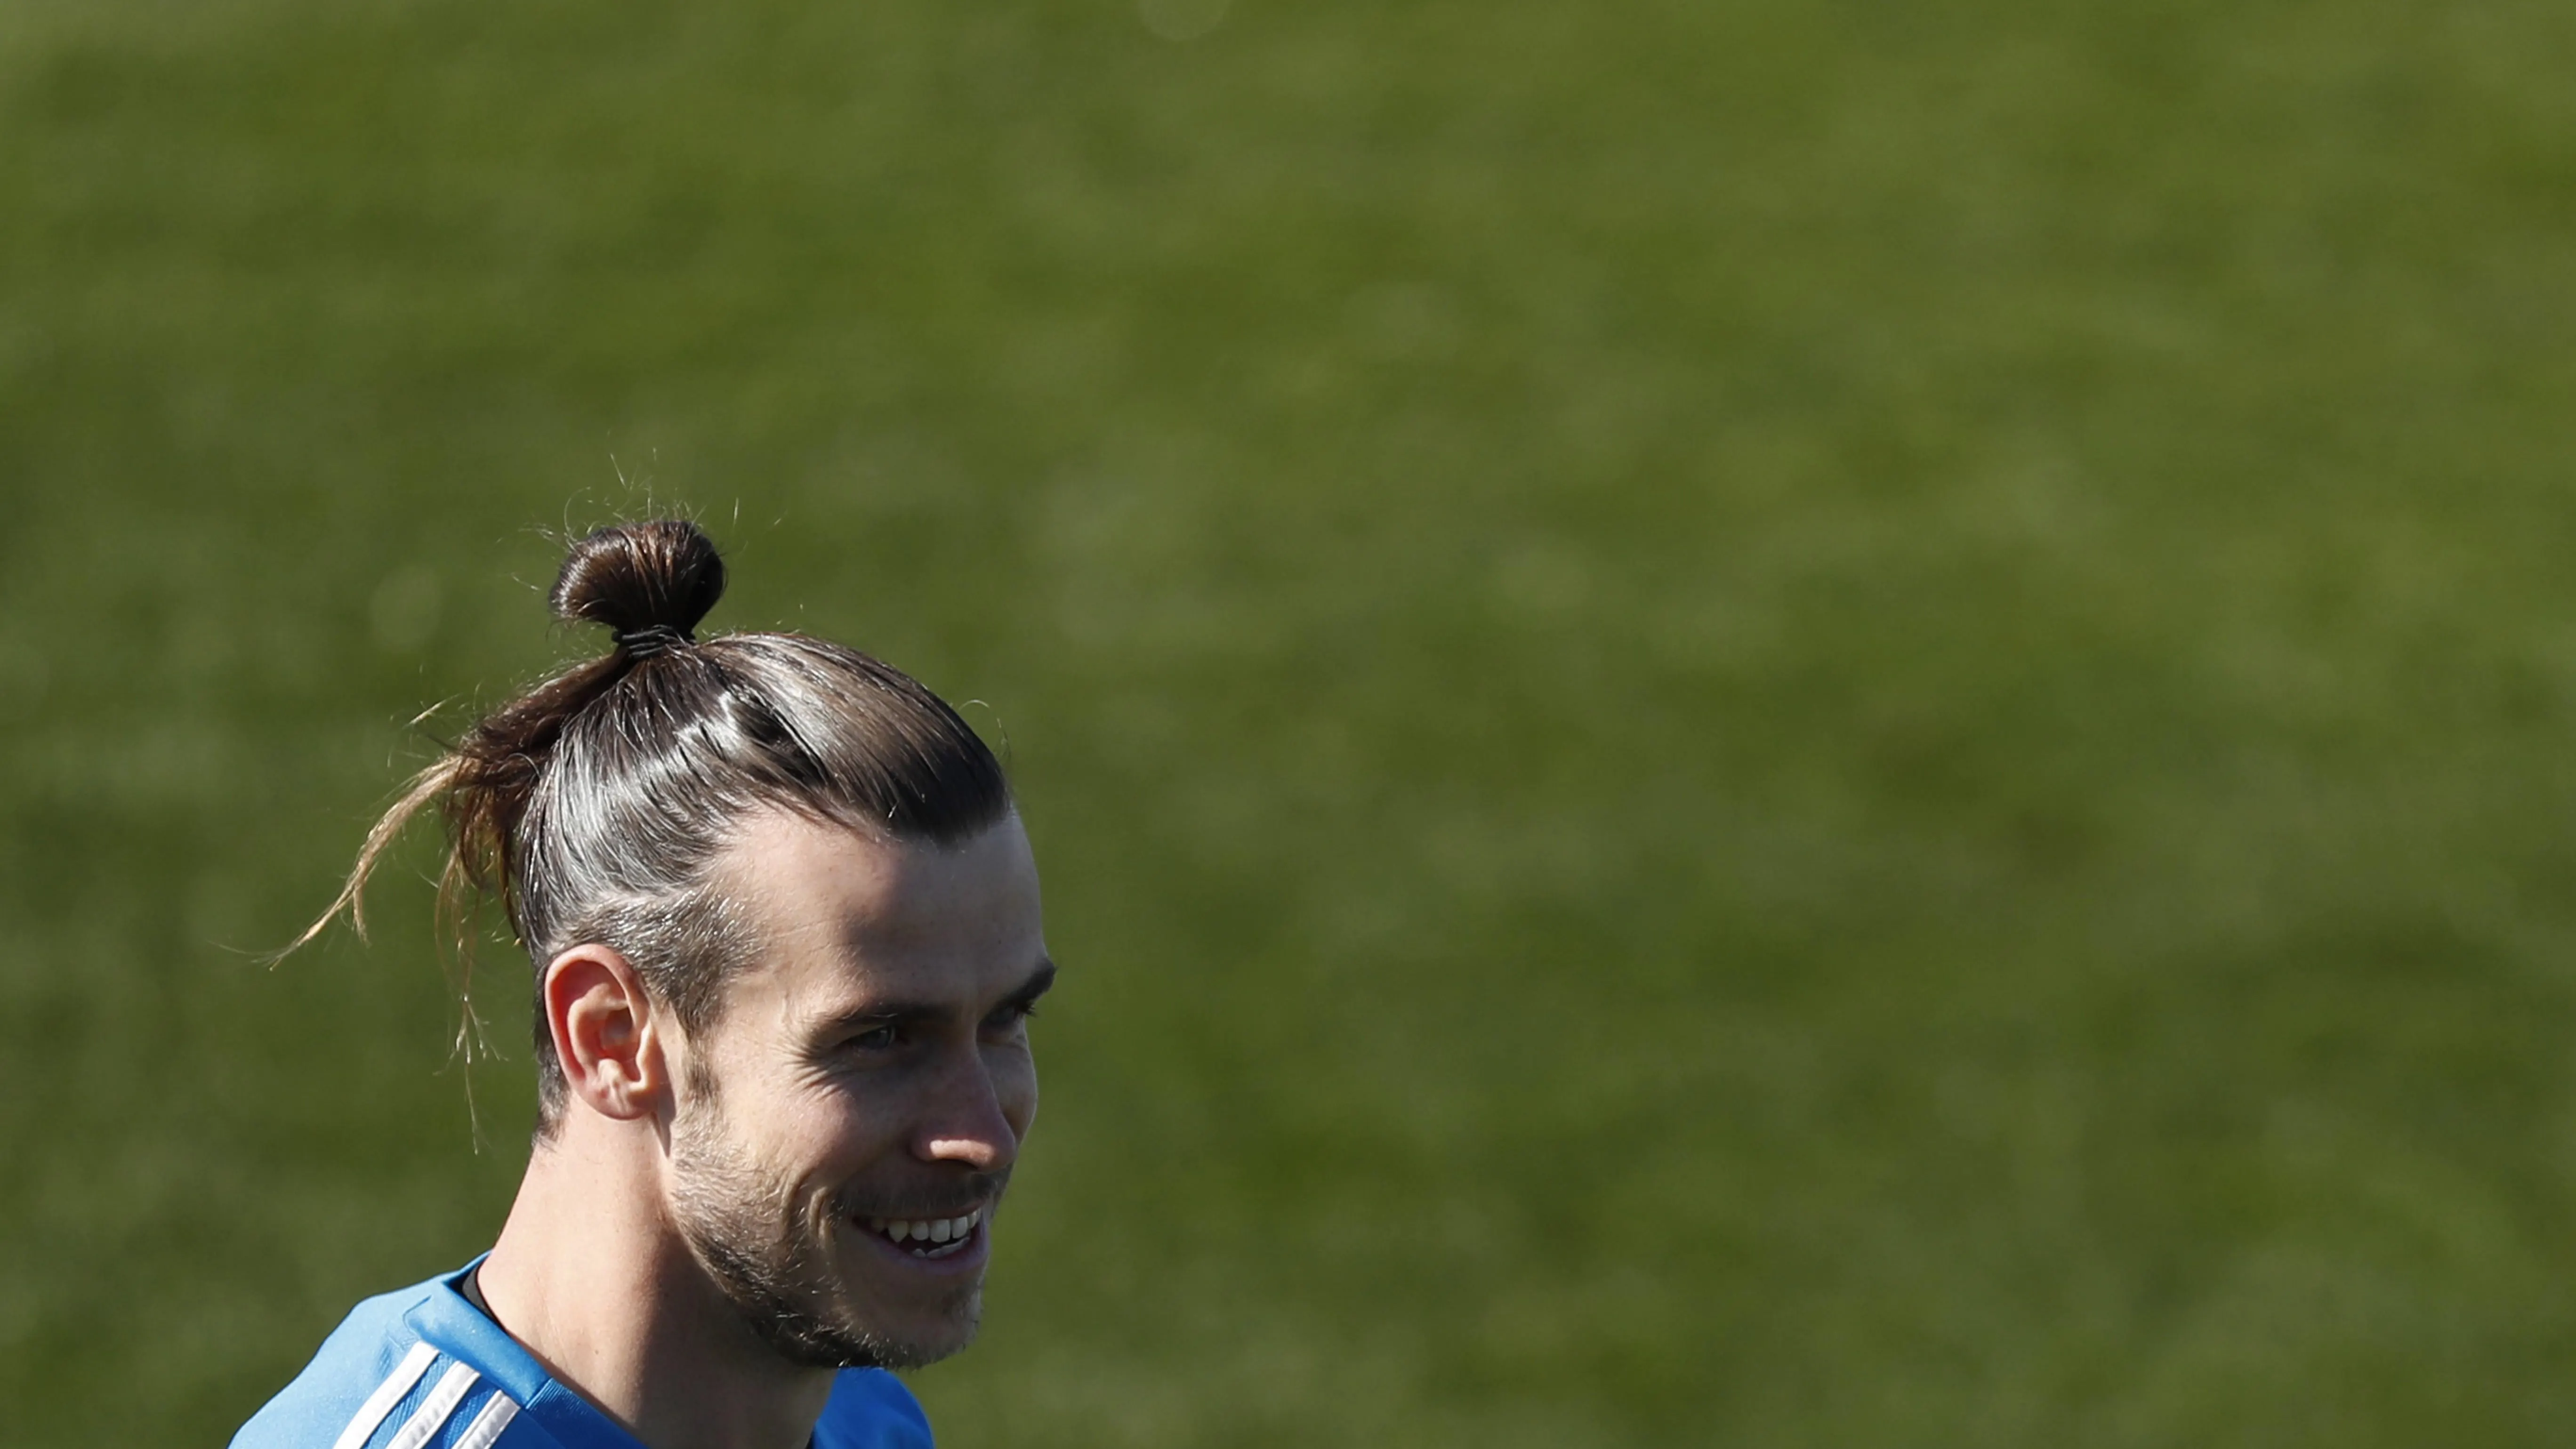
left=7, top=0, right=2576, bottom=1442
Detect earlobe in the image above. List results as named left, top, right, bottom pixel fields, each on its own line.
left=542, top=944, right=667, bottom=1122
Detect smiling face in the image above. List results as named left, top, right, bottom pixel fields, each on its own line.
left=662, top=809, right=1050, bottom=1369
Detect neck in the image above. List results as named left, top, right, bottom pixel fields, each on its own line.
left=475, top=1119, right=837, bottom=1449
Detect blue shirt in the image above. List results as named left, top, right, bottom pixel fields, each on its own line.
left=230, top=1259, right=934, bottom=1449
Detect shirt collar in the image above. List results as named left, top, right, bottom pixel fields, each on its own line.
left=403, top=1255, right=652, bottom=1449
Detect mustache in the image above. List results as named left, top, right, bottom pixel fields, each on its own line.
left=831, top=1167, right=1012, bottom=1222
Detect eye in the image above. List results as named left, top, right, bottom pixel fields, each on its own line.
left=983, top=999, right=1039, bottom=1032
left=844, top=1024, right=900, bottom=1052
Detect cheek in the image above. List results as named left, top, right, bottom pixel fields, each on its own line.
left=708, top=1078, right=869, bottom=1186
left=787, top=1086, right=909, bottom=1178
left=989, top=1046, right=1039, bottom=1136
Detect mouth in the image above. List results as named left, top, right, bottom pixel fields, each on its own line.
left=859, top=1206, right=987, bottom=1262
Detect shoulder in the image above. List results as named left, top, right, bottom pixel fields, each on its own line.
left=229, top=1272, right=550, bottom=1449
left=813, top=1369, right=934, bottom=1449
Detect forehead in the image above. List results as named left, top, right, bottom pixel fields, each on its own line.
left=706, top=809, right=1044, bottom=1021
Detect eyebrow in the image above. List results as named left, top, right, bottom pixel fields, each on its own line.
left=814, top=958, right=1057, bottom=1037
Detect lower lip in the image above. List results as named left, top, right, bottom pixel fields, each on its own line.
left=853, top=1219, right=990, bottom=1276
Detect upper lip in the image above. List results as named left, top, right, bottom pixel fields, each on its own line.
left=848, top=1196, right=991, bottom=1223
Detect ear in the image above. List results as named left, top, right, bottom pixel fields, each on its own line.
left=540, top=943, right=669, bottom=1122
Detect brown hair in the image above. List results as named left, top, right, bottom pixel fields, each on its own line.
left=292, top=518, right=1012, bottom=1133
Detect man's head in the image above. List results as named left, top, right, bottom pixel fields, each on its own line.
left=304, top=518, right=1044, bottom=1369
left=547, top=809, right=1048, bottom=1368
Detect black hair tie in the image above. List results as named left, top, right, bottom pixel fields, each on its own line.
left=615, top=624, right=692, bottom=659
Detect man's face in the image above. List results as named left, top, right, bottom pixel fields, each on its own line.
left=664, top=809, right=1049, bottom=1370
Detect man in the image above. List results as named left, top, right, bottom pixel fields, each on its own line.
left=234, top=519, right=1049, bottom=1449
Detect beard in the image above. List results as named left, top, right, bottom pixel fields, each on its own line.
left=667, top=1089, right=1001, bottom=1371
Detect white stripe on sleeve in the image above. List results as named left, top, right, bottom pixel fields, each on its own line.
left=331, top=1342, right=440, bottom=1449
left=451, top=1392, right=521, bottom=1449
left=384, top=1360, right=481, bottom=1449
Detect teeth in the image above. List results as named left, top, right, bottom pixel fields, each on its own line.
left=869, top=1211, right=982, bottom=1246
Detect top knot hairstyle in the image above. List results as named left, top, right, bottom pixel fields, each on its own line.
left=552, top=518, right=727, bottom=657
left=294, top=518, right=1013, bottom=1133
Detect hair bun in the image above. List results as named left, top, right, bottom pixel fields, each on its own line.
left=550, top=520, right=728, bottom=647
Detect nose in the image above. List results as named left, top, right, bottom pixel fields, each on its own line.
left=913, top=1046, right=1024, bottom=1173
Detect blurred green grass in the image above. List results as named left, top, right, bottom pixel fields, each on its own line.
left=8, top=0, right=2576, bottom=1442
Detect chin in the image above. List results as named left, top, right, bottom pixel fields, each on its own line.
left=833, top=1276, right=984, bottom=1368
left=744, top=1294, right=981, bottom=1372
left=864, top=1320, right=979, bottom=1371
